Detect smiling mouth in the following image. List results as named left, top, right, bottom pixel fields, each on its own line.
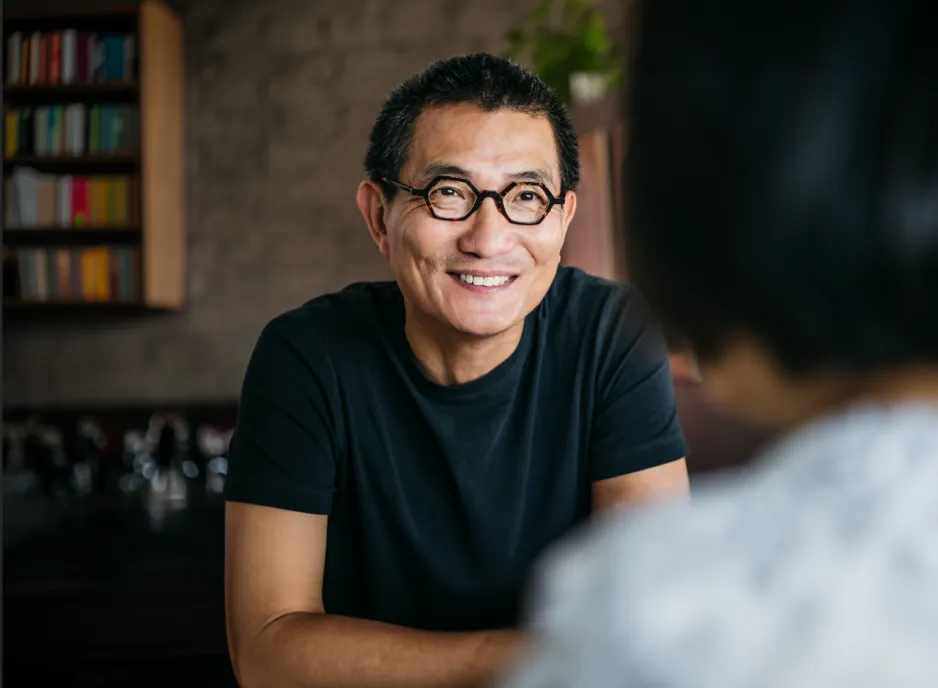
left=448, top=272, right=518, bottom=290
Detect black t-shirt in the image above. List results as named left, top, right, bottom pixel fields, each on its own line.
left=225, top=266, right=687, bottom=632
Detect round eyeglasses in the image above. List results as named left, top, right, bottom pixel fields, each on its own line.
left=382, top=175, right=565, bottom=226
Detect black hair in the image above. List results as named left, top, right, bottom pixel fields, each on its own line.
left=364, top=52, right=579, bottom=199
left=625, top=0, right=938, bottom=375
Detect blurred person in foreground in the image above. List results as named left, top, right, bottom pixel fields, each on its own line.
left=223, top=52, right=689, bottom=688
left=500, top=0, right=938, bottom=686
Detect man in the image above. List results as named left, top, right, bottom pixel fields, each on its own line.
left=224, top=52, right=689, bottom=688
left=499, top=1, right=938, bottom=687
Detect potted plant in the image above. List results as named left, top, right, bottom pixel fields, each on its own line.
left=503, top=0, right=622, bottom=106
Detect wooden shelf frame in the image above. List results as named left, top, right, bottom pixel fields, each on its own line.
left=4, top=227, right=142, bottom=245
left=2, top=0, right=186, bottom=314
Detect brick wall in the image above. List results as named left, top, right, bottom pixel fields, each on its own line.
left=3, top=0, right=626, bottom=406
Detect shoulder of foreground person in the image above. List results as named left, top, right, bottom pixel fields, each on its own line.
left=499, top=472, right=816, bottom=688
left=500, top=404, right=938, bottom=688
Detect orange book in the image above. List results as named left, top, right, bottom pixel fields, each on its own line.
left=80, top=249, right=97, bottom=300
left=56, top=249, right=71, bottom=299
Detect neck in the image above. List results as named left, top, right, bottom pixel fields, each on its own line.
left=789, top=365, right=938, bottom=430
left=852, top=365, right=938, bottom=408
left=403, top=309, right=525, bottom=386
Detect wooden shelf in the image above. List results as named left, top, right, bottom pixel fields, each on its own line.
left=3, top=5, right=138, bottom=34
left=3, top=154, right=139, bottom=173
left=4, top=227, right=141, bottom=246
left=3, top=298, right=166, bottom=318
left=3, top=82, right=139, bottom=102
left=4, top=5, right=138, bottom=22
left=3, top=0, right=185, bottom=316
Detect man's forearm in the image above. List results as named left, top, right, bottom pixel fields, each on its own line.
left=236, top=611, right=525, bottom=688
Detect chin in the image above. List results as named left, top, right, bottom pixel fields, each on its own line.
left=445, top=313, right=522, bottom=339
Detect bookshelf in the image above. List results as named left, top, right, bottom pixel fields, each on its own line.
left=2, top=0, right=185, bottom=314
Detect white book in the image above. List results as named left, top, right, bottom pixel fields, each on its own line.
left=61, top=30, right=77, bottom=84
left=11, top=167, right=42, bottom=228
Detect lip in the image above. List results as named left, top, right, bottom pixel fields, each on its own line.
left=447, top=269, right=519, bottom=278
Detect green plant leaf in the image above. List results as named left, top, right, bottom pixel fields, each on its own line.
left=500, top=0, right=625, bottom=102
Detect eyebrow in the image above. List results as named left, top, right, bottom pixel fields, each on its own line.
left=418, top=162, right=557, bottom=189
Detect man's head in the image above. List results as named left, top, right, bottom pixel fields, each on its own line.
left=357, top=53, right=578, bottom=339
left=626, top=0, right=938, bottom=427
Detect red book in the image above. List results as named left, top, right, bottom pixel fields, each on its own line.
left=49, top=32, right=61, bottom=84
left=71, top=176, right=89, bottom=227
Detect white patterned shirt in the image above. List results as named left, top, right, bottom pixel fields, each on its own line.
left=500, top=402, right=938, bottom=688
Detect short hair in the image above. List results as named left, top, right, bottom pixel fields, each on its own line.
left=625, top=0, right=938, bottom=375
left=364, top=52, right=579, bottom=199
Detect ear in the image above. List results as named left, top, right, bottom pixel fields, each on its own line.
left=356, top=180, right=391, bottom=259
left=559, top=190, right=577, bottom=240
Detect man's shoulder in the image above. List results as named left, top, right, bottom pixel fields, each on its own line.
left=545, top=266, right=651, bottom=338
left=549, top=265, right=636, bottom=309
left=264, top=280, right=398, bottom=343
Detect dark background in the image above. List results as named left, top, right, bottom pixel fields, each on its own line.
left=3, top=1, right=771, bottom=685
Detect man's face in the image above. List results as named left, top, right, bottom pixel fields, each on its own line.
left=366, top=104, right=575, bottom=338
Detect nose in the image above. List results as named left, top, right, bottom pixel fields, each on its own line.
left=456, top=196, right=516, bottom=259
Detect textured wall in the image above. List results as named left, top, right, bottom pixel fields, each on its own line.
left=3, top=0, right=625, bottom=406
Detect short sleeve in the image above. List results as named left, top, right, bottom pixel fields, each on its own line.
left=224, top=315, right=341, bottom=515
left=589, top=292, right=688, bottom=481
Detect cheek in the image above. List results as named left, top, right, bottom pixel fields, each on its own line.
left=524, top=222, right=567, bottom=265
left=391, top=217, right=449, bottom=267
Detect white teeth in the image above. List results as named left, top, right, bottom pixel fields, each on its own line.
left=459, top=274, right=511, bottom=287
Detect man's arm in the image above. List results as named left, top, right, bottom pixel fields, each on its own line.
left=592, top=457, right=690, bottom=514
left=225, top=501, right=524, bottom=688
left=587, top=290, right=691, bottom=511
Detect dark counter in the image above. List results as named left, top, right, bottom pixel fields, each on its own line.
left=4, top=491, right=236, bottom=687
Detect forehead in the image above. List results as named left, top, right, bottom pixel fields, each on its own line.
left=404, top=104, right=561, bottom=185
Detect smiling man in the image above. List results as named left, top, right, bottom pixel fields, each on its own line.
left=223, top=53, right=689, bottom=688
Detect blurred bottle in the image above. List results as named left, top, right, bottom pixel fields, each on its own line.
left=23, top=421, right=71, bottom=501
left=73, top=417, right=106, bottom=498
left=196, top=424, right=230, bottom=496
left=144, top=413, right=188, bottom=523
